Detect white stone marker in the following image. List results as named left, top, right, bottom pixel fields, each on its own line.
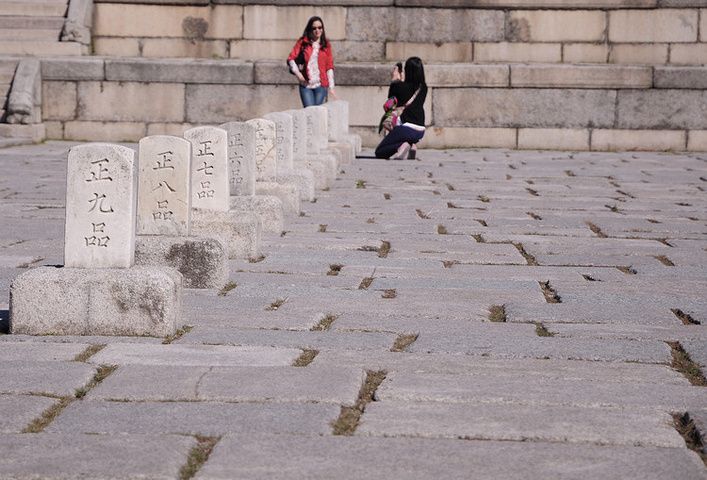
left=184, top=126, right=229, bottom=212
left=219, top=121, right=257, bottom=197
left=306, top=105, right=329, bottom=153
left=283, top=109, right=308, bottom=163
left=246, top=118, right=278, bottom=182
left=64, top=143, right=137, bottom=269
left=137, top=135, right=192, bottom=236
left=263, top=112, right=294, bottom=172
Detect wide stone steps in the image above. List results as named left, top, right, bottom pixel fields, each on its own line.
left=0, top=0, right=77, bottom=56
left=0, top=0, right=67, bottom=17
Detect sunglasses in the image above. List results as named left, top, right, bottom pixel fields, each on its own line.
left=312, top=26, right=323, bottom=30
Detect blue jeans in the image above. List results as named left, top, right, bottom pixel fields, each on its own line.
left=375, top=125, right=425, bottom=159
left=299, top=85, right=329, bottom=107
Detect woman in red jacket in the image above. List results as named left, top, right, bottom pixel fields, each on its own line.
left=287, top=16, right=339, bottom=107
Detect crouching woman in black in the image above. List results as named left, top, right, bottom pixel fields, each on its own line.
left=375, top=57, right=427, bottom=160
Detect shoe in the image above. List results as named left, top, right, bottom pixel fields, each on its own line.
left=408, top=144, right=417, bottom=159
left=392, top=142, right=410, bottom=160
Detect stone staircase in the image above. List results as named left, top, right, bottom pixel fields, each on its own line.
left=0, top=0, right=82, bottom=56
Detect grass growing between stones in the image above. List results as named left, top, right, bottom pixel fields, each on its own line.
left=488, top=305, right=506, bottom=323
left=673, top=413, right=706, bottom=464
left=180, top=436, right=220, bottom=480
left=672, top=308, right=700, bottom=325
left=293, top=349, right=319, bottom=367
left=359, top=277, right=374, bottom=290
left=73, top=344, right=106, bottom=362
left=332, top=370, right=387, bottom=436
left=535, top=323, right=555, bottom=337
left=265, top=298, right=287, bottom=311
left=378, top=240, right=391, bottom=258
left=327, top=264, right=344, bottom=276
left=311, top=314, right=338, bottom=331
left=164, top=325, right=194, bottom=344
left=513, top=243, right=538, bottom=266
left=585, top=221, right=607, bottom=238
left=381, top=289, right=397, bottom=299
left=217, top=282, right=237, bottom=296
left=22, top=397, right=74, bottom=433
left=668, top=342, right=707, bottom=386
left=539, top=281, right=561, bottom=303
left=437, top=224, right=448, bottom=234
left=654, top=255, right=675, bottom=266
left=391, top=333, right=419, bottom=352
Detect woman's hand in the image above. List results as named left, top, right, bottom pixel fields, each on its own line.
left=295, top=71, right=307, bottom=85
left=329, top=87, right=339, bottom=101
left=391, top=65, right=403, bottom=82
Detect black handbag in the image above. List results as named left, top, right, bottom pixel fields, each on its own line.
left=289, top=43, right=308, bottom=81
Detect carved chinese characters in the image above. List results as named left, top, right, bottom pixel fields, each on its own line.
left=219, top=121, right=256, bottom=196
left=64, top=143, right=137, bottom=269
left=246, top=118, right=277, bottom=183
left=137, top=135, right=192, bottom=236
left=184, top=126, right=229, bottom=212
left=264, top=112, right=294, bottom=172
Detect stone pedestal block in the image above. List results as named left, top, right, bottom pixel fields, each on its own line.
left=9, top=266, right=182, bottom=337
left=255, top=181, right=300, bottom=215
left=279, top=168, right=315, bottom=202
left=191, top=209, right=261, bottom=260
left=229, top=196, right=284, bottom=234
left=328, top=142, right=354, bottom=165
left=135, top=236, right=228, bottom=289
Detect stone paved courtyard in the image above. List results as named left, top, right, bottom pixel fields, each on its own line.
left=0, top=141, right=706, bottom=479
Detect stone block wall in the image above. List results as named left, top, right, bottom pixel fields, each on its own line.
left=38, top=1, right=707, bottom=151
left=91, top=2, right=707, bottom=66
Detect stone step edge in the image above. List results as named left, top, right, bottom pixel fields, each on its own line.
left=32, top=57, right=707, bottom=90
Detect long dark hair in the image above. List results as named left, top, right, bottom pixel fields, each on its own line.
left=404, top=57, right=426, bottom=88
left=301, top=16, right=329, bottom=49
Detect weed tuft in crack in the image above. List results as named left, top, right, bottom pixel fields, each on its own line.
left=526, top=212, right=542, bottom=220
left=488, top=305, right=506, bottom=323
left=617, top=266, right=637, bottom=275
left=437, top=224, right=448, bottom=235
left=391, top=334, right=419, bottom=352
left=332, top=370, right=387, bottom=436
left=654, top=255, right=675, bottom=266
left=539, top=281, right=561, bottom=303
left=318, top=224, right=327, bottom=233
left=265, top=298, right=287, bottom=311
left=535, top=323, right=555, bottom=337
left=22, top=397, right=74, bottom=433
left=381, top=289, right=396, bottom=299
left=673, top=413, right=706, bottom=464
left=218, top=282, right=237, bottom=296
left=668, top=342, right=707, bottom=386
left=164, top=325, right=193, bottom=344
left=513, top=243, right=538, bottom=266
left=73, top=344, right=106, bottom=363
left=311, top=314, right=338, bottom=331
left=671, top=308, right=700, bottom=326
left=327, top=264, right=344, bottom=276
left=585, top=221, right=607, bottom=238
left=359, top=277, right=374, bottom=289
left=378, top=241, right=391, bottom=258
left=293, top=349, right=319, bottom=367
left=442, top=260, right=460, bottom=268
left=180, top=436, right=221, bottom=480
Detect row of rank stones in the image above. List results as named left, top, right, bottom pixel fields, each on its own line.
left=9, top=102, right=361, bottom=338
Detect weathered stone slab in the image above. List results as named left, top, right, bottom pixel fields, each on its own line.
left=0, top=395, right=59, bottom=433
left=105, top=57, right=253, bottom=84
left=374, top=372, right=707, bottom=411
left=87, top=343, right=300, bottom=367
left=305, top=106, right=328, bottom=153
left=191, top=209, right=261, bottom=259
left=219, top=121, right=257, bottom=196
left=194, top=435, right=707, bottom=480
left=10, top=266, right=182, bottom=337
left=46, top=401, right=340, bottom=436
left=64, top=143, right=137, bottom=269
left=0, top=361, right=96, bottom=397
left=137, top=135, right=192, bottom=236
left=185, top=126, right=230, bottom=212
left=229, top=195, right=283, bottom=233
left=255, top=181, right=300, bottom=215
left=87, top=364, right=365, bottom=405
left=264, top=111, right=315, bottom=201
left=175, top=327, right=397, bottom=351
left=134, top=236, right=228, bottom=289
left=0, top=342, right=90, bottom=361
left=283, top=109, right=307, bottom=162
left=0, top=433, right=196, bottom=478
left=358, top=402, right=684, bottom=447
